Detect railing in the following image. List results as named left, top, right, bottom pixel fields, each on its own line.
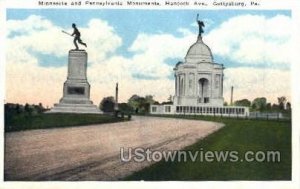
left=176, top=111, right=290, bottom=121
left=248, top=112, right=287, bottom=120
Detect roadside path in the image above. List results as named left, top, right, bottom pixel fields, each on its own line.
left=5, top=116, right=223, bottom=181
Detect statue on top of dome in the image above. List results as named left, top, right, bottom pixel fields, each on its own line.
left=196, top=14, right=205, bottom=37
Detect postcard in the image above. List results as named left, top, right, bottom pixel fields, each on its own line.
left=1, top=0, right=299, bottom=189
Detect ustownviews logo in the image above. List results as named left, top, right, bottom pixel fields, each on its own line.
left=120, top=147, right=281, bottom=163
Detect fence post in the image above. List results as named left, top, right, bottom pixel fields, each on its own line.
left=267, top=114, right=269, bottom=121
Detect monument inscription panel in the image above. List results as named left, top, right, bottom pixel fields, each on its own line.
left=67, top=87, right=85, bottom=95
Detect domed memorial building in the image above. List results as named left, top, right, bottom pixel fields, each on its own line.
left=174, top=34, right=224, bottom=106
left=150, top=17, right=249, bottom=116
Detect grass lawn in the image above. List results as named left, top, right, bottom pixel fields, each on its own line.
left=125, top=115, right=291, bottom=180
left=5, top=113, right=125, bottom=132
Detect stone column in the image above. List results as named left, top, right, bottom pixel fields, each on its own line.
left=175, top=74, right=180, bottom=96
left=191, top=73, right=195, bottom=96
left=175, top=75, right=178, bottom=96
left=185, top=73, right=189, bottom=96
left=221, top=74, right=224, bottom=97
left=115, top=82, right=119, bottom=111
left=179, top=75, right=181, bottom=96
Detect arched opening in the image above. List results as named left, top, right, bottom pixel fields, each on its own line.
left=199, top=78, right=209, bottom=103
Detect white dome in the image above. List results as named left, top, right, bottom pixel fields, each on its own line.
left=185, top=36, right=213, bottom=63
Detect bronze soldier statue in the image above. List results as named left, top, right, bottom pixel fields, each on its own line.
left=71, top=23, right=87, bottom=50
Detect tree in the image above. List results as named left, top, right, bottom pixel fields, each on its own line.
left=234, top=99, right=251, bottom=107
left=286, top=102, right=291, bottom=111
left=24, top=103, right=30, bottom=113
left=272, top=103, right=280, bottom=111
left=266, top=103, right=272, bottom=111
left=153, top=101, right=160, bottom=105
left=127, top=94, right=141, bottom=110
left=161, top=95, right=173, bottom=105
left=277, top=96, right=287, bottom=110
left=35, top=103, right=44, bottom=113
left=127, top=94, right=156, bottom=114
left=145, top=95, right=155, bottom=104
left=252, top=97, right=267, bottom=111
left=99, top=96, right=115, bottom=112
left=161, top=101, right=173, bottom=105
left=167, top=95, right=173, bottom=102
left=15, top=104, right=22, bottom=114
left=24, top=103, right=33, bottom=115
left=118, top=103, right=134, bottom=113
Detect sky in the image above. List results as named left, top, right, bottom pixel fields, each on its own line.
left=5, top=9, right=292, bottom=107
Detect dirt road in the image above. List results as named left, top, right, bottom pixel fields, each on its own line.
left=5, top=116, right=224, bottom=181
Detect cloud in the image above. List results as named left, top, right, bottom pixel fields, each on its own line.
left=7, top=15, right=69, bottom=58
left=223, top=67, right=291, bottom=103
left=6, top=15, right=177, bottom=106
left=5, top=14, right=292, bottom=107
left=82, top=19, right=122, bottom=63
left=7, top=15, right=122, bottom=63
left=6, top=15, right=122, bottom=106
left=205, top=14, right=292, bottom=67
left=7, top=15, right=53, bottom=37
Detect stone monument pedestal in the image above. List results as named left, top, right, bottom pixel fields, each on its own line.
left=48, top=50, right=102, bottom=114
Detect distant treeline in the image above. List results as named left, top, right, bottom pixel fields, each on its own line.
left=5, top=103, right=46, bottom=117
left=5, top=95, right=291, bottom=118
left=99, top=95, right=159, bottom=114
left=232, top=96, right=291, bottom=112
left=99, top=95, right=291, bottom=114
